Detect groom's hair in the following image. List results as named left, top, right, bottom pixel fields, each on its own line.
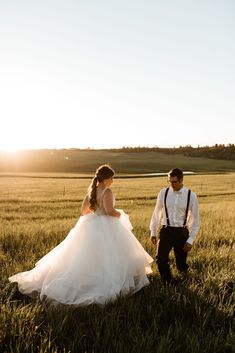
left=168, top=168, right=183, bottom=180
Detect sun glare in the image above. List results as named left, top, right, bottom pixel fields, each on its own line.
left=0, top=141, right=25, bottom=153
left=0, top=149, right=21, bottom=156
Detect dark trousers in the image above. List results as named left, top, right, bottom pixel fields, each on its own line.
left=156, top=226, right=189, bottom=282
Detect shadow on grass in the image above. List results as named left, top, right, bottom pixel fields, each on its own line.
left=2, top=274, right=234, bottom=353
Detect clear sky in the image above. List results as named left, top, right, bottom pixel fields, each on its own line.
left=0, top=0, right=234, bottom=150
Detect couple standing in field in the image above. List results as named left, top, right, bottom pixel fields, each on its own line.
left=9, top=165, right=200, bottom=305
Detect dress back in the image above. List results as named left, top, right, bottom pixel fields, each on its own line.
left=94, top=188, right=114, bottom=215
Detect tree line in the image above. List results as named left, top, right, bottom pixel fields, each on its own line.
left=109, top=144, right=235, bottom=160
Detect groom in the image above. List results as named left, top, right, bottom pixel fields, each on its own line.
left=150, top=168, right=200, bottom=284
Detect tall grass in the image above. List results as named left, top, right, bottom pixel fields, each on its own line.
left=0, top=174, right=234, bottom=353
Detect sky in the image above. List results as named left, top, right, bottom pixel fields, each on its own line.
left=0, top=0, right=234, bottom=150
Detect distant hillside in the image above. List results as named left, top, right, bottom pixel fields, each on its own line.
left=0, top=148, right=235, bottom=174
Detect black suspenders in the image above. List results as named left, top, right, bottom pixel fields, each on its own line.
left=164, top=187, right=170, bottom=226
left=164, top=188, right=191, bottom=227
left=183, top=189, right=191, bottom=226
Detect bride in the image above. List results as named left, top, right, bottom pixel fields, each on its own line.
left=9, top=164, right=153, bottom=305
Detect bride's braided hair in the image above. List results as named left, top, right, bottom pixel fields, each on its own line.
left=88, top=164, right=115, bottom=210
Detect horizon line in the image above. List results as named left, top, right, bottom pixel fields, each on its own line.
left=0, top=142, right=234, bottom=153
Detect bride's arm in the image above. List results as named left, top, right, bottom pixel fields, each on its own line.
left=81, top=194, right=92, bottom=215
left=103, top=189, right=121, bottom=218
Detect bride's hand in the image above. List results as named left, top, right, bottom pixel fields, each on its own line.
left=151, top=236, right=157, bottom=245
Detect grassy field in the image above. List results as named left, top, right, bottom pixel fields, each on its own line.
left=0, top=173, right=235, bottom=353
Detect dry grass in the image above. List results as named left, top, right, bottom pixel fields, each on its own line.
left=0, top=173, right=234, bottom=353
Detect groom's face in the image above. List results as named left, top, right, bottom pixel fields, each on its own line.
left=168, top=177, right=183, bottom=191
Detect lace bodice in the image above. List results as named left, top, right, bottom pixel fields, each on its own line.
left=94, top=188, right=115, bottom=215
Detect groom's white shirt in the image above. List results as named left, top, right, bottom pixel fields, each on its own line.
left=150, top=186, right=200, bottom=245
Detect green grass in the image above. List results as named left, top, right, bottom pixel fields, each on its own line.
left=0, top=174, right=235, bottom=353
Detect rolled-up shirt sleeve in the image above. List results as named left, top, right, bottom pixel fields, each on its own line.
left=187, top=193, right=200, bottom=245
left=150, top=190, right=164, bottom=237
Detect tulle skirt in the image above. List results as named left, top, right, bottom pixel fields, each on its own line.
left=9, top=210, right=153, bottom=305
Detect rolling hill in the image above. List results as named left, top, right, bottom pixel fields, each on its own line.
left=1, top=148, right=235, bottom=174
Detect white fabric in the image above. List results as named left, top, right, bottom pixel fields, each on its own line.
left=150, top=186, right=200, bottom=244
left=9, top=210, right=153, bottom=305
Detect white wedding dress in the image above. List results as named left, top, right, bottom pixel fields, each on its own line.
left=9, top=191, right=153, bottom=306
